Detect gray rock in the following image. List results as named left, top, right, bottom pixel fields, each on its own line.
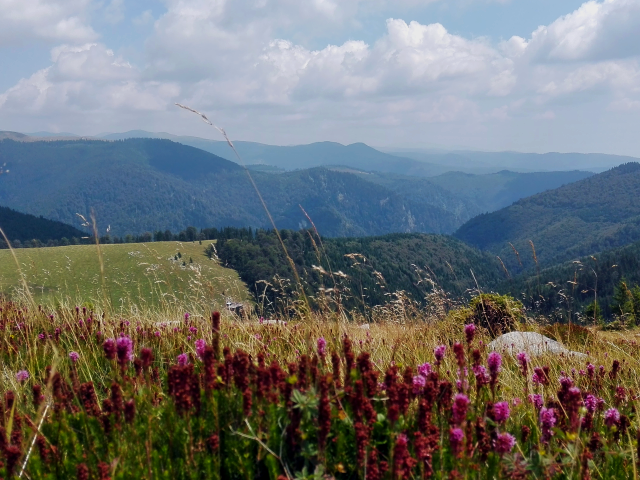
left=487, top=331, right=586, bottom=358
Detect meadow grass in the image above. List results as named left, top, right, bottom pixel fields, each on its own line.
left=0, top=241, right=249, bottom=310
left=0, top=292, right=639, bottom=478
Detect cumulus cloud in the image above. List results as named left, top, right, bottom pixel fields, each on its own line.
left=1, top=0, right=640, bottom=154
left=0, top=44, right=179, bottom=114
left=0, top=0, right=96, bottom=46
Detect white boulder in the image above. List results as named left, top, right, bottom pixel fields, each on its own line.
left=488, top=331, right=586, bottom=358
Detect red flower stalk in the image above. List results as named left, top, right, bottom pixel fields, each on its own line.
left=354, top=420, right=370, bottom=466
left=242, top=387, right=252, bottom=416
left=437, top=381, right=453, bottom=414
left=475, top=418, right=491, bottom=461
left=318, top=374, right=331, bottom=452
left=296, top=354, right=309, bottom=391
left=453, top=342, right=465, bottom=368
left=212, top=311, right=221, bottom=359
left=309, top=355, right=318, bottom=386
left=232, top=350, right=251, bottom=391
left=5, top=445, right=22, bottom=477
left=384, top=366, right=400, bottom=423
left=208, top=434, right=220, bottom=452
left=392, top=433, right=417, bottom=478
left=124, top=399, right=135, bottom=423
left=533, top=366, right=550, bottom=386
left=203, top=346, right=217, bottom=392
left=331, top=352, right=342, bottom=389
left=103, top=338, right=117, bottom=360
left=168, top=364, right=200, bottom=415
left=471, top=349, right=481, bottom=368
left=79, top=382, right=100, bottom=417
left=609, top=359, right=620, bottom=380
left=588, top=432, right=602, bottom=452
left=110, top=382, right=124, bottom=418
left=366, top=448, right=381, bottom=480
left=521, top=425, right=531, bottom=443
left=10, top=413, right=22, bottom=447
left=32, top=384, right=43, bottom=410
left=269, top=361, right=285, bottom=402
left=133, top=358, right=143, bottom=377
left=76, top=463, right=90, bottom=480
left=98, top=462, right=111, bottom=480
left=36, top=435, right=50, bottom=464
left=140, top=347, right=153, bottom=368
left=343, top=336, right=355, bottom=386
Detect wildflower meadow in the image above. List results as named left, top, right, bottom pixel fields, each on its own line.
left=0, top=299, right=639, bottom=479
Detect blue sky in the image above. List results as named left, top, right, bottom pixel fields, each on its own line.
left=1, top=0, right=640, bottom=156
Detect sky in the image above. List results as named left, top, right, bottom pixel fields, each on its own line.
left=1, top=0, right=640, bottom=156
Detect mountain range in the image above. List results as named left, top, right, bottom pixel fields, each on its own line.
left=455, top=162, right=640, bottom=270
left=0, top=135, right=597, bottom=237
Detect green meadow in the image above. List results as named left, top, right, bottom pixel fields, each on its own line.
left=0, top=241, right=249, bottom=310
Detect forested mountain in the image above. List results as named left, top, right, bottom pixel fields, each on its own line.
left=0, top=138, right=463, bottom=237
left=455, top=163, right=640, bottom=269
left=0, top=206, right=85, bottom=246
left=217, top=230, right=503, bottom=309
left=503, top=238, right=640, bottom=321
left=358, top=170, right=593, bottom=224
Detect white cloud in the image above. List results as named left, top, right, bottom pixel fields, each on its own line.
left=0, top=0, right=96, bottom=46
left=104, top=0, right=125, bottom=25
left=0, top=44, right=179, bottom=114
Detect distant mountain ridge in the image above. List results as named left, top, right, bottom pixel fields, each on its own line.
left=455, top=162, right=640, bottom=269
left=0, top=138, right=462, bottom=237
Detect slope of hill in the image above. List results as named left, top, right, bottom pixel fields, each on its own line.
left=217, top=230, right=503, bottom=309
left=455, top=163, right=640, bottom=269
left=0, top=206, right=85, bottom=245
left=0, top=240, right=249, bottom=307
left=502, top=238, right=640, bottom=319
left=0, top=138, right=464, bottom=237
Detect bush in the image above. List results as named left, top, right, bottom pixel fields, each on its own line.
left=467, top=293, right=524, bottom=337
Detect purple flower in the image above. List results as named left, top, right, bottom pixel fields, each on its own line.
left=317, top=337, right=326, bottom=357
left=69, top=351, right=80, bottom=363
left=473, top=365, right=489, bottom=386
left=103, top=338, right=117, bottom=360
left=464, top=324, right=476, bottom=344
left=493, top=401, right=510, bottom=423
left=184, top=312, right=190, bottom=320
left=413, top=375, right=426, bottom=394
left=449, top=427, right=464, bottom=455
left=16, top=370, right=29, bottom=382
left=195, top=339, right=206, bottom=360
left=434, top=345, right=446, bottom=366
left=177, top=353, right=189, bottom=367
left=452, top=394, right=470, bottom=424
left=528, top=394, right=543, bottom=410
left=539, top=407, right=557, bottom=442
left=604, top=408, right=620, bottom=427
left=493, top=433, right=516, bottom=455
left=516, top=351, right=529, bottom=374
left=417, top=362, right=432, bottom=377
left=584, top=394, right=597, bottom=414
left=37, top=333, right=45, bottom=341
left=116, top=336, right=134, bottom=363
left=559, top=376, right=574, bottom=389
left=487, top=352, right=502, bottom=377
left=189, top=326, right=197, bottom=334
left=154, top=331, right=161, bottom=337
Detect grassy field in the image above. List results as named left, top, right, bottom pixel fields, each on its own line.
left=0, top=241, right=249, bottom=310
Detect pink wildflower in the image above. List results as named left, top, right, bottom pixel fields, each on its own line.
left=493, top=401, right=510, bottom=423
left=177, top=353, right=189, bottom=367
left=604, top=408, right=620, bottom=428
left=434, top=345, right=446, bottom=366
left=69, top=351, right=80, bottom=363
left=493, top=433, right=516, bottom=455
left=452, top=394, right=470, bottom=425
left=317, top=337, right=326, bottom=358
left=16, top=370, right=29, bottom=382
left=195, top=339, right=206, bottom=360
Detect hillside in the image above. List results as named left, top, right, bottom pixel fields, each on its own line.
left=0, top=240, right=249, bottom=307
left=358, top=170, right=594, bottom=225
left=455, top=163, right=640, bottom=269
left=503, top=238, right=640, bottom=320
left=217, top=230, right=503, bottom=309
left=0, top=205, right=85, bottom=246
left=0, top=138, right=464, bottom=237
